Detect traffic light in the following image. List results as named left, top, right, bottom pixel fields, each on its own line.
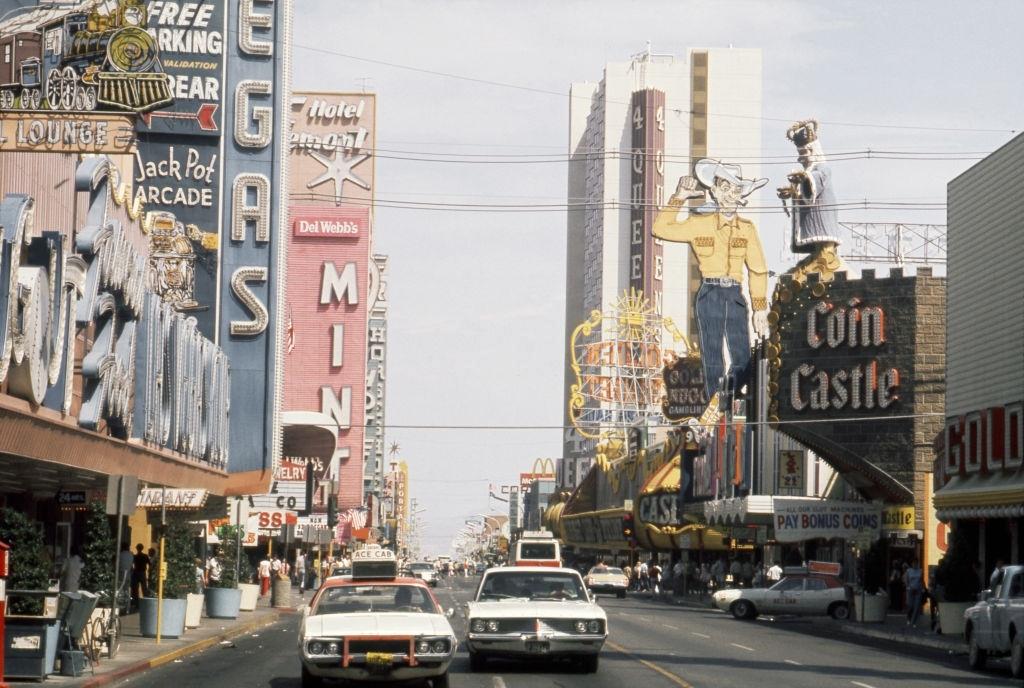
left=621, top=513, right=635, bottom=544
left=327, top=495, right=338, bottom=528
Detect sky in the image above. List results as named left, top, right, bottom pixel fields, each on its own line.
left=291, top=0, right=1023, bottom=556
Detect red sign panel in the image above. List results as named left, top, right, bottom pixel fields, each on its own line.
left=292, top=207, right=368, bottom=239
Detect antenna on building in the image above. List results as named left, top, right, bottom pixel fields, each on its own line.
left=356, top=77, right=375, bottom=94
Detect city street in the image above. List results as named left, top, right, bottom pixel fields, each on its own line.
left=114, top=576, right=1018, bottom=688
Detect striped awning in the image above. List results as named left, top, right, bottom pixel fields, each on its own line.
left=934, top=471, right=1024, bottom=522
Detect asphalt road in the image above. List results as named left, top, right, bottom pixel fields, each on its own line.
left=114, top=574, right=1021, bottom=688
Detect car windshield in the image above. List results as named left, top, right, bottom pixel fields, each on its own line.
left=479, top=571, right=585, bottom=601
left=410, top=563, right=433, bottom=570
left=312, top=584, right=439, bottom=615
left=589, top=567, right=623, bottom=575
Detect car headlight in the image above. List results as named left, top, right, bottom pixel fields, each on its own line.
left=306, top=640, right=341, bottom=656
left=416, top=640, right=431, bottom=654
left=308, top=641, right=324, bottom=655
left=327, top=642, right=340, bottom=655
left=588, top=620, right=601, bottom=633
left=485, top=620, right=499, bottom=632
left=471, top=619, right=485, bottom=633
left=431, top=640, right=447, bottom=653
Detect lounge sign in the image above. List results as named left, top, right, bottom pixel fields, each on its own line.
left=0, top=114, right=135, bottom=154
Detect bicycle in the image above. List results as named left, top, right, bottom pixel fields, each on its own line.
left=84, top=570, right=130, bottom=664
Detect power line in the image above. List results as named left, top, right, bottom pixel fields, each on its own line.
left=289, top=43, right=1017, bottom=136
left=377, top=412, right=944, bottom=431
left=289, top=191, right=946, bottom=214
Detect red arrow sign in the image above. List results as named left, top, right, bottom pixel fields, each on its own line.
left=141, top=103, right=219, bottom=132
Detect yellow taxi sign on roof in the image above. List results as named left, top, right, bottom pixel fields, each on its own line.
left=352, top=546, right=397, bottom=580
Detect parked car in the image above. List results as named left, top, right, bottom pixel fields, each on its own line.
left=585, top=565, right=628, bottom=598
left=964, top=564, right=1024, bottom=677
left=409, top=562, right=438, bottom=587
left=299, top=549, right=456, bottom=687
left=465, top=566, right=607, bottom=672
left=713, top=571, right=851, bottom=620
left=475, top=562, right=487, bottom=574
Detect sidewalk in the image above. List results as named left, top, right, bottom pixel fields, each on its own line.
left=653, top=590, right=965, bottom=654
left=32, top=597, right=288, bottom=687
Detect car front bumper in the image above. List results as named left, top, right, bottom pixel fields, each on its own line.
left=466, top=632, right=605, bottom=658
left=301, top=656, right=452, bottom=682
left=588, top=583, right=627, bottom=593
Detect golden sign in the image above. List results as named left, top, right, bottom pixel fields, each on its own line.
left=0, top=113, right=135, bottom=154
left=882, top=506, right=915, bottom=531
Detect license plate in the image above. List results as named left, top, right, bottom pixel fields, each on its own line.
left=526, top=641, right=549, bottom=654
left=366, top=652, right=394, bottom=666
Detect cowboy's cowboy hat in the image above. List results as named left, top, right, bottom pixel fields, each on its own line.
left=694, top=158, right=768, bottom=197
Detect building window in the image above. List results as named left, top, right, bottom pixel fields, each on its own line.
left=692, top=75, right=707, bottom=92
left=692, top=52, right=708, bottom=68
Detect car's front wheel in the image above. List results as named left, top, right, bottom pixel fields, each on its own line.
left=301, top=665, right=323, bottom=688
left=579, top=654, right=599, bottom=673
left=967, top=632, right=987, bottom=669
left=469, top=651, right=487, bottom=672
left=1011, top=634, right=1024, bottom=678
left=829, top=602, right=850, bottom=621
left=617, top=590, right=626, bottom=599
left=732, top=600, right=756, bottom=620
left=433, top=671, right=451, bottom=688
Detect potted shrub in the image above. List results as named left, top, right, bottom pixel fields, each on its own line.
left=138, top=519, right=193, bottom=639
left=935, top=528, right=979, bottom=637
left=0, top=508, right=61, bottom=678
left=205, top=525, right=247, bottom=618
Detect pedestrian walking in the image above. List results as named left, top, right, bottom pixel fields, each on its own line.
left=638, top=561, right=650, bottom=591
left=297, top=551, right=307, bottom=596
left=766, top=562, right=783, bottom=583
left=206, top=552, right=222, bottom=587
left=59, top=547, right=84, bottom=593
left=131, top=543, right=150, bottom=604
left=194, top=558, right=207, bottom=594
left=259, top=555, right=272, bottom=597
left=904, top=559, right=925, bottom=627
left=650, top=560, right=663, bottom=595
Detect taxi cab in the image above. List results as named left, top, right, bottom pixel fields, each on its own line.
left=298, top=546, right=457, bottom=687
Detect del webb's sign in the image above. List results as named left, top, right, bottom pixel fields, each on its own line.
left=292, top=207, right=367, bottom=238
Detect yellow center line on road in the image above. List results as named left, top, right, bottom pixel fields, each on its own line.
left=606, top=640, right=695, bottom=688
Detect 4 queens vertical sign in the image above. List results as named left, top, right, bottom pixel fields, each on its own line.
left=218, top=0, right=292, bottom=478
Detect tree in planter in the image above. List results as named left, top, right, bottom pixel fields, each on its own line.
left=935, top=528, right=981, bottom=602
left=80, top=501, right=115, bottom=600
left=212, top=525, right=255, bottom=588
left=149, top=518, right=196, bottom=600
left=0, top=508, right=50, bottom=614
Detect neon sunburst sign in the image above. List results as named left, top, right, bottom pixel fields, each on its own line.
left=568, top=289, right=686, bottom=439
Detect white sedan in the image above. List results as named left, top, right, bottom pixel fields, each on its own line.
left=712, top=573, right=851, bottom=620
left=298, top=577, right=456, bottom=687
left=465, top=566, right=607, bottom=672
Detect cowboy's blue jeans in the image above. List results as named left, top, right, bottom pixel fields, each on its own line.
left=695, top=283, right=751, bottom=399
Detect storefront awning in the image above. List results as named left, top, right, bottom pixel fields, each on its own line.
left=934, top=471, right=1024, bottom=522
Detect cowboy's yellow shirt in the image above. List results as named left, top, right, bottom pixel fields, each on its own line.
left=652, top=206, right=768, bottom=310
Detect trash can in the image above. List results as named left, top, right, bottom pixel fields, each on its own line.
left=3, top=617, right=61, bottom=679
left=271, top=577, right=291, bottom=608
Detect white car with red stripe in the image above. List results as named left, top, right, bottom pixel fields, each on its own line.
left=465, top=566, right=607, bottom=673
left=298, top=548, right=456, bottom=687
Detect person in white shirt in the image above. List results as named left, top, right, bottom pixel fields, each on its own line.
left=767, top=563, right=783, bottom=583
left=259, top=557, right=272, bottom=596
left=296, top=551, right=307, bottom=594
left=60, top=547, right=84, bottom=593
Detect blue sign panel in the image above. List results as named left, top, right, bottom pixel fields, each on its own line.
left=218, top=0, right=290, bottom=476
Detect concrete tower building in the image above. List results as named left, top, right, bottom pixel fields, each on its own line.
left=560, top=47, right=763, bottom=488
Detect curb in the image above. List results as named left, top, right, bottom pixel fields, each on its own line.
left=79, top=611, right=283, bottom=687
left=835, top=623, right=965, bottom=654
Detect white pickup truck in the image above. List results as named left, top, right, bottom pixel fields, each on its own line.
left=964, top=564, right=1024, bottom=677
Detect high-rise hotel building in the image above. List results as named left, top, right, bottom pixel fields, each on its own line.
left=560, top=48, right=763, bottom=488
